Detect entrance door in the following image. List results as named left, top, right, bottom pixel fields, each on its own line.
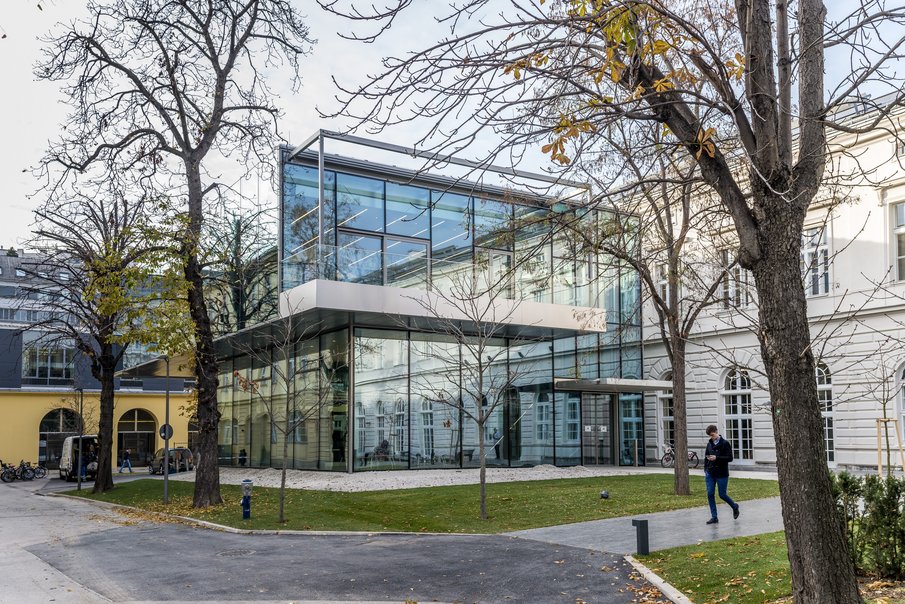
left=581, top=393, right=614, bottom=465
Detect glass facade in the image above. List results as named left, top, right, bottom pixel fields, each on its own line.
left=280, top=159, right=635, bottom=314
left=217, top=321, right=646, bottom=471
left=212, top=151, right=647, bottom=471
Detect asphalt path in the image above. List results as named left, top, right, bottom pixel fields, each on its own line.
left=2, top=477, right=655, bottom=603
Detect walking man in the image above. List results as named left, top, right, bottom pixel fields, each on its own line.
left=704, top=424, right=739, bottom=524
left=119, top=448, right=133, bottom=473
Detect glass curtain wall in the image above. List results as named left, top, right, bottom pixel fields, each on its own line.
left=353, top=329, right=409, bottom=470
left=321, top=330, right=349, bottom=470
left=410, top=334, right=461, bottom=468
left=282, top=164, right=336, bottom=288
left=459, top=337, right=508, bottom=468
left=510, top=339, right=554, bottom=466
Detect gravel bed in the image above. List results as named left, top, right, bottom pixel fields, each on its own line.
left=167, top=464, right=676, bottom=492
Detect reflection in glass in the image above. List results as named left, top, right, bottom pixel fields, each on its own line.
left=386, top=182, right=430, bottom=238
left=461, top=338, right=508, bottom=468
left=336, top=173, right=384, bottom=232
left=282, top=165, right=336, bottom=288
left=385, top=238, right=428, bottom=289
left=410, top=334, right=461, bottom=468
left=510, top=340, right=554, bottom=466
left=354, top=329, right=409, bottom=470
left=431, top=191, right=471, bottom=262
left=474, top=198, right=513, bottom=250
left=554, top=392, right=581, bottom=465
left=338, top=233, right=383, bottom=285
left=619, top=394, right=645, bottom=465
left=321, top=330, right=349, bottom=470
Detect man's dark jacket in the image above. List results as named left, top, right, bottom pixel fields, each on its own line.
left=704, top=437, right=734, bottom=479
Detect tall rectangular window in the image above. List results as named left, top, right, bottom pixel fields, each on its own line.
left=659, top=388, right=675, bottom=448
left=801, top=226, right=829, bottom=296
left=895, top=203, right=905, bottom=281
left=536, top=403, right=552, bottom=441
left=721, top=249, right=751, bottom=308
left=721, top=369, right=753, bottom=460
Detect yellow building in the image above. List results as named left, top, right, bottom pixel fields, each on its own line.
left=0, top=389, right=194, bottom=470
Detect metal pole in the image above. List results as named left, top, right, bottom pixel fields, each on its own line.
left=164, top=355, right=170, bottom=504
left=317, top=131, right=325, bottom=274
left=632, top=519, right=650, bottom=555
left=77, top=388, right=83, bottom=491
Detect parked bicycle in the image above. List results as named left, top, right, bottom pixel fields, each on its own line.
left=30, top=461, right=47, bottom=479
left=1, top=460, right=35, bottom=482
left=660, top=444, right=699, bottom=468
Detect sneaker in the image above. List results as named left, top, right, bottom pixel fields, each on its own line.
left=733, top=505, right=740, bottom=520
left=706, top=517, right=719, bottom=525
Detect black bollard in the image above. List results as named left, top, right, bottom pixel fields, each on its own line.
left=631, top=519, right=649, bottom=555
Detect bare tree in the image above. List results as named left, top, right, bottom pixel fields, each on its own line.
left=35, top=0, right=312, bottom=507
left=319, top=1, right=905, bottom=597
left=232, top=298, right=342, bottom=523
left=554, top=123, right=732, bottom=496
left=24, top=185, right=175, bottom=493
left=404, top=262, right=544, bottom=520
left=204, top=209, right=279, bottom=336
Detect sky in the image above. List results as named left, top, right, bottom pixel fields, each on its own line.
left=0, top=1, right=444, bottom=249
left=0, top=2, right=890, bottom=249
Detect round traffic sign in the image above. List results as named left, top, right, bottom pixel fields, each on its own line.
left=159, top=423, right=173, bottom=440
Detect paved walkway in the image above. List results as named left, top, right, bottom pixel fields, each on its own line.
left=508, top=496, right=784, bottom=554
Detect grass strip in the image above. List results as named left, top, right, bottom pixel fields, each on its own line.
left=639, top=531, right=791, bottom=603
left=69, top=473, right=778, bottom=533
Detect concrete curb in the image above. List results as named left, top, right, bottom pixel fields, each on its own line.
left=46, top=492, right=490, bottom=538
left=624, top=555, right=694, bottom=604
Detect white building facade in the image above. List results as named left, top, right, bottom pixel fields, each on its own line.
left=643, top=114, right=905, bottom=472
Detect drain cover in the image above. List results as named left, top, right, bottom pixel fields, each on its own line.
left=216, top=549, right=256, bottom=557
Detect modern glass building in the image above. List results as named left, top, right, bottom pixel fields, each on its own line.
left=213, top=131, right=666, bottom=472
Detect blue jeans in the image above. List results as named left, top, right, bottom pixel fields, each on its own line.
left=119, top=459, right=132, bottom=473
left=705, top=472, right=737, bottom=519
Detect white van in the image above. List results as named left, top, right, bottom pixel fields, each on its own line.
left=59, top=435, right=99, bottom=481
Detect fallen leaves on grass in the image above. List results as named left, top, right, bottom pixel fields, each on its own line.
left=768, top=577, right=905, bottom=604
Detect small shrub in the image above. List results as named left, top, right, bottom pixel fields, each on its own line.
left=830, top=472, right=905, bottom=580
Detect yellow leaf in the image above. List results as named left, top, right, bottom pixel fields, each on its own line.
left=652, top=40, right=670, bottom=54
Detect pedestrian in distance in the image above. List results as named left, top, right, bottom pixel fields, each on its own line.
left=119, top=448, right=133, bottom=473
left=492, top=428, right=501, bottom=459
left=704, top=424, right=740, bottom=524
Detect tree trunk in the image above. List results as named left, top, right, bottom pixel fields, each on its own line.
left=281, top=422, right=289, bottom=523
left=752, top=208, right=862, bottom=603
left=93, top=350, right=116, bottom=493
left=478, top=421, right=487, bottom=520
left=186, top=161, right=223, bottom=508
left=671, top=339, right=690, bottom=496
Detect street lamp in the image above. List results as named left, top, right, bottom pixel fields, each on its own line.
left=163, top=354, right=170, bottom=504
left=76, top=387, right=84, bottom=492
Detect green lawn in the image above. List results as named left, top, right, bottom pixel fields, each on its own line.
left=640, top=532, right=905, bottom=604
left=68, top=473, right=778, bottom=533
left=639, top=531, right=791, bottom=604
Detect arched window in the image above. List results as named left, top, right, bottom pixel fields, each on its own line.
left=721, top=369, right=753, bottom=460
left=816, top=363, right=834, bottom=463
left=187, top=416, right=200, bottom=453
left=117, top=409, right=157, bottom=466
left=38, top=408, right=80, bottom=469
left=657, top=372, right=674, bottom=453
